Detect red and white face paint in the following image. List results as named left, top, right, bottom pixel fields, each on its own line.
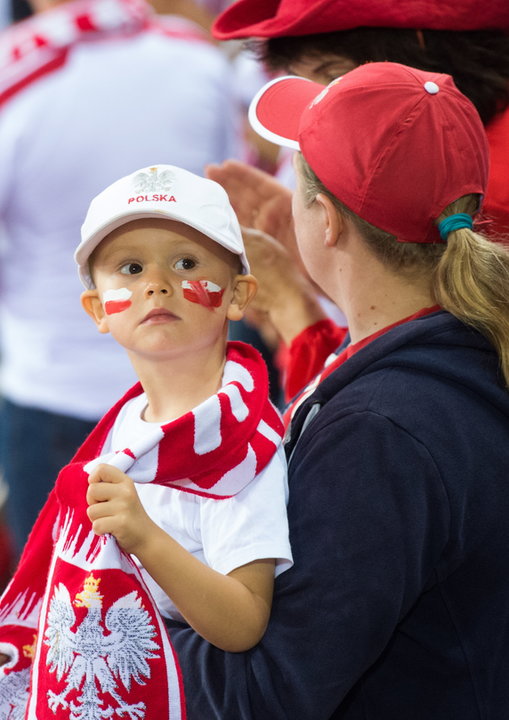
left=181, top=280, right=224, bottom=310
left=103, top=288, right=133, bottom=315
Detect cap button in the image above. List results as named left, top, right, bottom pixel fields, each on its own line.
left=424, top=81, right=439, bottom=95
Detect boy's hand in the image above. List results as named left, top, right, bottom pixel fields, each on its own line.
left=86, top=464, right=155, bottom=555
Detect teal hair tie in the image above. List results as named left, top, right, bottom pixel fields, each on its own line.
left=438, top=213, right=473, bottom=241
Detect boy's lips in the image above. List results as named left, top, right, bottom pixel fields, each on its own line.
left=141, top=308, right=179, bottom=324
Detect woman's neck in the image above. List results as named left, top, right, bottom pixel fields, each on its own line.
left=346, top=286, right=435, bottom=343
left=327, top=237, right=435, bottom=344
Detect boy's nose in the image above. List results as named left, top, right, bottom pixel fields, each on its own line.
left=145, top=283, right=172, bottom=297
left=144, top=273, right=173, bottom=297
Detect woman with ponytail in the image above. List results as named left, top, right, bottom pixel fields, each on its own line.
left=297, top=156, right=509, bottom=389
left=170, top=63, right=509, bottom=720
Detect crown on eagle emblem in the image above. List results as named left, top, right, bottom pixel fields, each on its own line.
left=133, top=167, right=175, bottom=194
left=22, top=633, right=38, bottom=659
left=75, top=574, right=104, bottom=608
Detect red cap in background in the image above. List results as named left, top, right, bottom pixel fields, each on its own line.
left=213, top=0, right=509, bottom=40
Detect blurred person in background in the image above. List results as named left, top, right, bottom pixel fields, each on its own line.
left=0, top=0, right=10, bottom=27
left=0, top=0, right=244, bottom=558
left=206, top=0, right=509, bottom=400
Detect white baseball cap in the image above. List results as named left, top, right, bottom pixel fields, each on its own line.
left=76, top=164, right=250, bottom=288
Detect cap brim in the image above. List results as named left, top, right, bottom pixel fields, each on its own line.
left=213, top=0, right=280, bottom=39
left=248, top=76, right=324, bottom=150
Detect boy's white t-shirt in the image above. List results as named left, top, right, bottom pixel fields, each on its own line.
left=102, top=393, right=293, bottom=621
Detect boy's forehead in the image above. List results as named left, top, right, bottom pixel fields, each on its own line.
left=96, top=218, right=215, bottom=253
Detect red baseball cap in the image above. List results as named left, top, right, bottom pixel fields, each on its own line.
left=213, top=0, right=509, bottom=40
left=249, top=62, right=489, bottom=244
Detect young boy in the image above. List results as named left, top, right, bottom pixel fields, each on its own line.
left=0, top=165, right=292, bottom=719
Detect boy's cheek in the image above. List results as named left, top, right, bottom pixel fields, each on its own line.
left=103, top=287, right=133, bottom=315
left=181, top=279, right=224, bottom=309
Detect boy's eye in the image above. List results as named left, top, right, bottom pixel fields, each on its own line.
left=175, top=257, right=197, bottom=271
left=120, top=262, right=143, bottom=275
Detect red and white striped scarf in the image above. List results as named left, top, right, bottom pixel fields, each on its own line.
left=0, top=341, right=283, bottom=719
left=88, top=342, right=284, bottom=498
left=0, top=0, right=210, bottom=107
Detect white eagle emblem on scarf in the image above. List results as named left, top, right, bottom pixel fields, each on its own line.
left=0, top=667, right=30, bottom=720
left=44, top=576, right=159, bottom=720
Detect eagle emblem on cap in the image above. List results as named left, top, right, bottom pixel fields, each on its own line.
left=133, top=167, right=175, bottom=194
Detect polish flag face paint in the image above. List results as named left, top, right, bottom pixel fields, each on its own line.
left=103, top=288, right=133, bottom=315
left=181, top=280, right=224, bottom=309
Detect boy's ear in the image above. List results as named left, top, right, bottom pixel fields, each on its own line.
left=80, top=290, right=110, bottom=334
left=226, top=274, right=258, bottom=322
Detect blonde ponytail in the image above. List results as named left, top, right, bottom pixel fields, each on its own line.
left=433, top=197, right=509, bottom=386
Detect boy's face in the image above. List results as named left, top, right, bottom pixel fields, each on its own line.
left=81, top=218, right=256, bottom=363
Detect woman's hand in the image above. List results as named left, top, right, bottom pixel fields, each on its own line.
left=206, top=160, right=300, bottom=262
left=241, top=228, right=327, bottom=344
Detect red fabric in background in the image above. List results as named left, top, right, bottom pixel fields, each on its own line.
left=484, top=106, right=509, bottom=238
left=283, top=319, right=348, bottom=402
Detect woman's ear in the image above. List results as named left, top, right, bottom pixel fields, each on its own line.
left=226, top=274, right=258, bottom=322
left=315, top=193, right=344, bottom=247
left=80, top=290, right=110, bottom=334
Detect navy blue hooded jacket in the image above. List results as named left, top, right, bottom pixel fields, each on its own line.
left=169, top=310, right=509, bottom=719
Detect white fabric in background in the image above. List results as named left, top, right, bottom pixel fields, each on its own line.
left=0, top=22, right=243, bottom=419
